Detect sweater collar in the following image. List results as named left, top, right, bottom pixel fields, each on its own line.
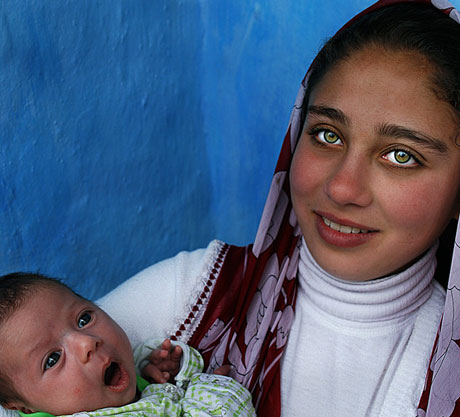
left=298, top=238, right=437, bottom=323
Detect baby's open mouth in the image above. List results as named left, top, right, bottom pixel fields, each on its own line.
left=104, top=362, right=122, bottom=386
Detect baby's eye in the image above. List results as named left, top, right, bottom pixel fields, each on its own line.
left=383, top=149, right=418, bottom=167
left=317, top=129, right=342, bottom=145
left=45, top=351, right=61, bottom=370
left=77, top=311, right=93, bottom=328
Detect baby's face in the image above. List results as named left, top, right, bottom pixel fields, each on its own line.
left=0, top=285, right=137, bottom=415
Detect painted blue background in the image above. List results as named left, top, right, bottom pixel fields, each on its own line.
left=1, top=0, right=457, bottom=299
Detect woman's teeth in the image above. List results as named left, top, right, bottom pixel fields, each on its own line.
left=322, top=217, right=369, bottom=234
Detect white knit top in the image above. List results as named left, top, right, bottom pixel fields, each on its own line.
left=280, top=239, right=445, bottom=417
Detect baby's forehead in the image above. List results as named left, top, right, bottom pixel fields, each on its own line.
left=5, top=283, right=92, bottom=327
left=30, top=282, right=89, bottom=303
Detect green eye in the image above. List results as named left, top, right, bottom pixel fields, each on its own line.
left=324, top=131, right=340, bottom=143
left=309, top=128, right=343, bottom=146
left=78, top=312, right=92, bottom=328
left=394, top=150, right=410, bottom=164
left=384, top=149, right=418, bottom=167
left=45, top=351, right=61, bottom=370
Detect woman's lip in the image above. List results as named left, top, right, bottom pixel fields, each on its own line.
left=315, top=211, right=376, bottom=231
left=315, top=214, right=377, bottom=248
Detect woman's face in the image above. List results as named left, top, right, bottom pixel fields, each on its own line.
left=290, top=45, right=460, bottom=281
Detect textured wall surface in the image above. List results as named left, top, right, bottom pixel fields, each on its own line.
left=4, top=0, right=453, bottom=298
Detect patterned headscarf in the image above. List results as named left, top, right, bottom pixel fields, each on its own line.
left=172, top=1, right=460, bottom=416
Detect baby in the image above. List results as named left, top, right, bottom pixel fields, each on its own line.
left=0, top=273, right=255, bottom=417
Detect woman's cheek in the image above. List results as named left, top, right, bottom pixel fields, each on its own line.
left=380, top=175, right=454, bottom=237
left=290, top=148, right=325, bottom=199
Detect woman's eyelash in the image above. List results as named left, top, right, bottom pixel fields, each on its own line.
left=308, top=128, right=342, bottom=145
left=307, top=127, right=423, bottom=168
left=382, top=148, right=421, bottom=167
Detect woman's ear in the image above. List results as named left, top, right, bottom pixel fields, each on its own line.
left=452, top=197, right=460, bottom=220
left=453, top=207, right=460, bottom=220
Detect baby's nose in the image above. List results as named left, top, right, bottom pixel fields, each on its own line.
left=66, top=331, right=102, bottom=363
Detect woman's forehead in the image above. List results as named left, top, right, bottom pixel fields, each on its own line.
left=306, top=46, right=459, bottom=144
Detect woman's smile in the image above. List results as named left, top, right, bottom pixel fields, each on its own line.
left=317, top=212, right=375, bottom=234
left=315, top=212, right=377, bottom=248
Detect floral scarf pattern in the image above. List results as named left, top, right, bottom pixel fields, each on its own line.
left=174, top=1, right=460, bottom=416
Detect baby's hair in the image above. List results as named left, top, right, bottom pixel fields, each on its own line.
left=0, top=272, right=82, bottom=324
left=0, top=272, right=82, bottom=406
left=302, top=3, right=460, bottom=126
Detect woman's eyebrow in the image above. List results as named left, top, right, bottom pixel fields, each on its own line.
left=378, top=123, right=448, bottom=153
left=306, top=106, right=449, bottom=154
left=306, top=105, right=349, bottom=125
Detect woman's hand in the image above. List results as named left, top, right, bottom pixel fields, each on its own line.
left=141, top=338, right=182, bottom=383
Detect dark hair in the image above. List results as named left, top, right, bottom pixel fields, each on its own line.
left=0, top=272, right=81, bottom=406
left=302, top=3, right=460, bottom=125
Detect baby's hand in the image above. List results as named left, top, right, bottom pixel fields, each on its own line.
left=213, top=365, right=231, bottom=376
left=141, top=338, right=182, bottom=384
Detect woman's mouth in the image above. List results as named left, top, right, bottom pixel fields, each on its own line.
left=322, top=216, right=370, bottom=234
left=316, top=214, right=376, bottom=248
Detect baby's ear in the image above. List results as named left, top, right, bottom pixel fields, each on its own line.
left=3, top=402, right=37, bottom=414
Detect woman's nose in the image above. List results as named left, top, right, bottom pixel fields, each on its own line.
left=66, top=332, right=102, bottom=363
left=323, top=154, right=373, bottom=207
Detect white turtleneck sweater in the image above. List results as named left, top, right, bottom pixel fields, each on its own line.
left=280, top=239, right=445, bottom=417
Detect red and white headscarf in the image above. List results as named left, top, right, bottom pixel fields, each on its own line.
left=172, top=1, right=460, bottom=416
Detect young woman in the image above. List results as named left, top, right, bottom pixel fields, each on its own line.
left=96, top=1, right=460, bottom=416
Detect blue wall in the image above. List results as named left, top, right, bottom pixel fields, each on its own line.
left=2, top=0, right=455, bottom=299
